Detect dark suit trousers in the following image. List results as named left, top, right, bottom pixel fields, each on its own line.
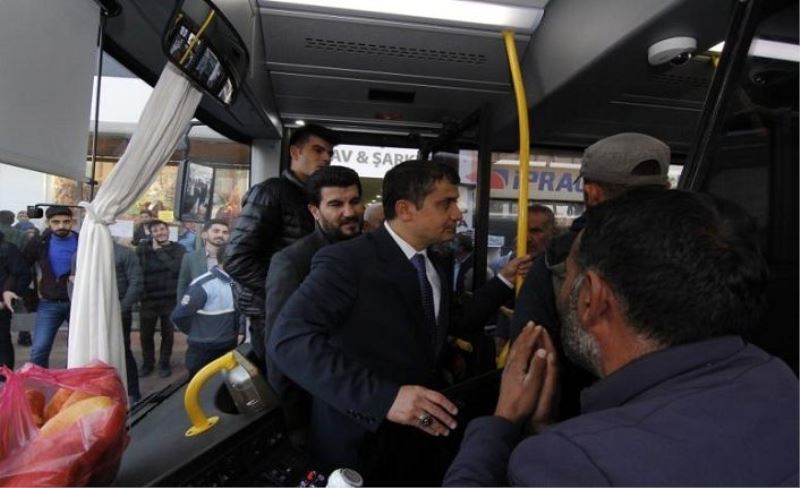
left=248, top=315, right=266, bottom=361
left=121, top=309, right=140, bottom=397
left=139, top=302, right=174, bottom=368
left=0, top=309, right=13, bottom=369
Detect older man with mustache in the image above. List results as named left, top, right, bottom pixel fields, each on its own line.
left=444, top=189, right=799, bottom=486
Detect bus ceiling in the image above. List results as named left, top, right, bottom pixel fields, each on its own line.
left=101, top=0, right=795, bottom=151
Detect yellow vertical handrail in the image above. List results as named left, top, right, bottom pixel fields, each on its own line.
left=497, top=30, right=532, bottom=368
left=502, top=30, right=530, bottom=292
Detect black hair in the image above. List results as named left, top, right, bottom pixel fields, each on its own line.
left=576, top=189, right=768, bottom=346
left=382, top=160, right=460, bottom=220
left=289, top=123, right=339, bottom=148
left=45, top=206, right=72, bottom=220
left=306, top=166, right=362, bottom=206
left=202, top=219, right=229, bottom=232
left=147, top=219, right=168, bottom=232
left=0, top=210, right=13, bottom=225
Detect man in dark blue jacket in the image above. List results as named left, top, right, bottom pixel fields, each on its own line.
left=444, top=190, right=799, bottom=487
left=172, top=243, right=239, bottom=377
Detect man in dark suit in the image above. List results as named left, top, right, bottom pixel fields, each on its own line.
left=268, top=160, right=531, bottom=484
left=264, top=166, right=364, bottom=432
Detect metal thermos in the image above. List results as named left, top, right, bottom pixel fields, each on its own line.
left=222, top=350, right=276, bottom=414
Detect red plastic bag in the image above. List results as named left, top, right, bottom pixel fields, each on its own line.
left=0, top=361, right=129, bottom=486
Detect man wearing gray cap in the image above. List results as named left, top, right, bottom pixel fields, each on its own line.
left=445, top=189, right=798, bottom=486
left=509, top=132, right=670, bottom=418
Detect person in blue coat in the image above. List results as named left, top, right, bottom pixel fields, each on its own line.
left=444, top=189, right=799, bottom=487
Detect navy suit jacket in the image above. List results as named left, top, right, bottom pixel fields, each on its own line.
left=264, top=227, right=333, bottom=428
left=268, top=225, right=511, bottom=474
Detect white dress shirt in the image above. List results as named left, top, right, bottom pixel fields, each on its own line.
left=384, top=221, right=442, bottom=320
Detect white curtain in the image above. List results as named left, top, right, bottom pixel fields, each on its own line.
left=68, top=64, right=203, bottom=388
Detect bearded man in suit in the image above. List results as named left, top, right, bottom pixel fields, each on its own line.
left=264, top=165, right=364, bottom=433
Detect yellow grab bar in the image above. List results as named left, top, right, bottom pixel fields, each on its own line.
left=502, top=29, right=531, bottom=293
left=498, top=30, right=533, bottom=369
left=184, top=351, right=237, bottom=437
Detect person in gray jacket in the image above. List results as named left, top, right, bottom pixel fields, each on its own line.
left=115, top=242, right=143, bottom=401
left=172, top=243, right=240, bottom=377
left=176, top=219, right=230, bottom=300
left=69, top=241, right=142, bottom=401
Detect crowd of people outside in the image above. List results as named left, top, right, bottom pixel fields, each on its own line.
left=0, top=123, right=795, bottom=485
left=0, top=204, right=237, bottom=403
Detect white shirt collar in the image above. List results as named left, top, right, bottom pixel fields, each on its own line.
left=384, top=221, right=427, bottom=260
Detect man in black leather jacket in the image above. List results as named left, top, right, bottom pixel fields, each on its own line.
left=225, top=124, right=338, bottom=360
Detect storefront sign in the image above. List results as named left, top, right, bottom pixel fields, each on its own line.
left=332, top=144, right=418, bottom=178
left=489, top=163, right=584, bottom=201
left=460, top=156, right=584, bottom=203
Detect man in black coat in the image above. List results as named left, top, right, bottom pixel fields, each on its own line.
left=264, top=166, right=364, bottom=432
left=268, top=161, right=531, bottom=484
left=0, top=230, right=31, bottom=368
left=226, top=124, right=338, bottom=361
left=136, top=220, right=185, bottom=378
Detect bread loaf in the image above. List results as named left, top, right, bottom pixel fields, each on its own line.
left=44, top=388, right=73, bottom=421
left=24, top=389, right=45, bottom=428
left=60, top=389, right=93, bottom=412
left=39, top=396, right=112, bottom=438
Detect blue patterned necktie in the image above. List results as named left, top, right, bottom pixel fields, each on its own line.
left=410, top=253, right=437, bottom=348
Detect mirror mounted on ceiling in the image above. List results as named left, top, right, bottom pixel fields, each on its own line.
left=162, top=0, right=249, bottom=105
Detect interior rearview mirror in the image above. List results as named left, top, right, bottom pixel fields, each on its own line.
left=162, top=0, right=249, bottom=105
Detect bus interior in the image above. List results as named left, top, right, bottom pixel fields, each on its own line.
left=6, top=0, right=799, bottom=485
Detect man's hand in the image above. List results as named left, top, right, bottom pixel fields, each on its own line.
left=387, top=385, right=459, bottom=437
left=2, top=291, right=20, bottom=313
left=499, top=254, right=533, bottom=283
left=494, top=323, right=558, bottom=430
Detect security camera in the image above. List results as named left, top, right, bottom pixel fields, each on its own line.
left=648, top=37, right=697, bottom=66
